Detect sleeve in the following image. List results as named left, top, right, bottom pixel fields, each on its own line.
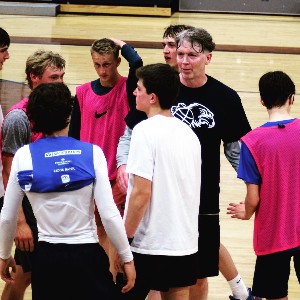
left=116, top=126, right=132, bottom=168
left=121, top=44, right=143, bottom=111
left=223, top=140, right=241, bottom=172
left=92, top=145, right=133, bottom=263
left=121, top=44, right=147, bottom=129
left=237, top=142, right=261, bottom=184
left=0, top=150, right=25, bottom=259
left=68, top=96, right=81, bottom=140
left=2, top=110, right=31, bottom=155
left=221, top=89, right=251, bottom=143
left=126, top=124, right=154, bottom=181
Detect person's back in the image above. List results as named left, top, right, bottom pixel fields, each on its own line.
left=0, top=82, right=135, bottom=300
left=228, top=71, right=300, bottom=300
left=0, top=49, right=65, bottom=300
left=242, top=118, right=300, bottom=255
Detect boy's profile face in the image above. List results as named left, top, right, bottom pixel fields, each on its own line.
left=0, top=45, right=9, bottom=70
left=162, top=36, right=178, bottom=70
left=133, top=79, right=151, bottom=114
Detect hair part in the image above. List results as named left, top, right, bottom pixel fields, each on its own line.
left=176, top=27, right=215, bottom=53
left=27, top=82, right=73, bottom=135
left=259, top=71, right=296, bottom=109
left=90, top=38, right=119, bottom=59
left=136, top=63, right=180, bottom=110
left=0, top=27, right=10, bottom=48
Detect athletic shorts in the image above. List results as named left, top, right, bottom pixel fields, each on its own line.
left=196, top=214, right=220, bottom=278
left=252, top=247, right=300, bottom=299
left=116, top=252, right=198, bottom=299
left=1, top=195, right=38, bottom=273
left=32, top=242, right=116, bottom=300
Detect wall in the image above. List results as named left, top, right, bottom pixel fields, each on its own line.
left=179, top=0, right=300, bottom=16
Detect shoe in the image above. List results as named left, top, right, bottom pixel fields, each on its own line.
left=229, top=287, right=262, bottom=300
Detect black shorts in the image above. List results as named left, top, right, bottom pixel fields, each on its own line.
left=116, top=252, right=198, bottom=300
left=14, top=196, right=38, bottom=273
left=196, top=214, right=220, bottom=278
left=252, top=247, right=300, bottom=298
left=32, top=242, right=116, bottom=300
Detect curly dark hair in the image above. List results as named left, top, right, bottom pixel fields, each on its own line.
left=0, top=27, right=10, bottom=48
left=27, top=82, right=74, bottom=135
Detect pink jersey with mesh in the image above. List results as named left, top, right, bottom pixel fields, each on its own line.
left=76, top=77, right=128, bottom=180
left=242, top=119, right=300, bottom=255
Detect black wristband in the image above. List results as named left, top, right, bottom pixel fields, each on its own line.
left=128, top=237, right=133, bottom=245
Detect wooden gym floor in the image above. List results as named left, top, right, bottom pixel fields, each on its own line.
left=0, top=9, right=299, bottom=299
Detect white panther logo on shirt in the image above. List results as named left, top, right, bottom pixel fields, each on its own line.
left=171, top=103, right=215, bottom=128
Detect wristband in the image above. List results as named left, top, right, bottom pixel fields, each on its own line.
left=128, top=237, right=133, bottom=245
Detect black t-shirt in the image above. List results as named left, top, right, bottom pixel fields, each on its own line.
left=171, top=75, right=251, bottom=214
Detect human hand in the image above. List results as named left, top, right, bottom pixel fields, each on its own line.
left=227, top=201, right=247, bottom=220
left=121, top=260, right=136, bottom=293
left=14, top=222, right=34, bottom=252
left=109, top=38, right=126, bottom=49
left=0, top=256, right=16, bottom=284
left=117, top=164, right=129, bottom=195
left=114, top=252, right=123, bottom=274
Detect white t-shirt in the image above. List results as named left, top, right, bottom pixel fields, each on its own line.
left=0, top=138, right=132, bottom=263
left=125, top=115, right=201, bottom=256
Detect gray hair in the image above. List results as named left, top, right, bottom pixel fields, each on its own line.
left=176, top=28, right=215, bottom=53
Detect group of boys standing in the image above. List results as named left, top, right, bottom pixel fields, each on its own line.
left=0, top=21, right=299, bottom=300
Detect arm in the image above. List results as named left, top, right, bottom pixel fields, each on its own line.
left=0, top=152, right=25, bottom=282
left=124, top=175, right=152, bottom=238
left=93, top=146, right=135, bottom=291
left=118, top=40, right=143, bottom=111
left=223, top=140, right=241, bottom=172
left=116, top=126, right=132, bottom=194
left=114, top=38, right=147, bottom=129
left=2, top=153, right=13, bottom=190
left=228, top=183, right=259, bottom=220
left=68, top=96, right=81, bottom=140
left=1, top=110, right=34, bottom=252
left=227, top=141, right=261, bottom=219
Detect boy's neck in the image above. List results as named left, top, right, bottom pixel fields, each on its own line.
left=147, top=108, right=172, bottom=118
left=268, top=107, right=292, bottom=122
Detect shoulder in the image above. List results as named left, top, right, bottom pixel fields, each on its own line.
left=3, top=109, right=29, bottom=127
left=15, top=144, right=30, bottom=158
left=76, top=82, right=92, bottom=93
left=207, top=76, right=238, bottom=93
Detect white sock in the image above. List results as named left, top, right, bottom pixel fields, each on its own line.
left=228, top=274, right=249, bottom=300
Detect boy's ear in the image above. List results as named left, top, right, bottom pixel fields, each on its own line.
left=289, top=94, right=295, bottom=105
left=150, top=93, right=157, bottom=104
left=260, top=99, right=265, bottom=107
